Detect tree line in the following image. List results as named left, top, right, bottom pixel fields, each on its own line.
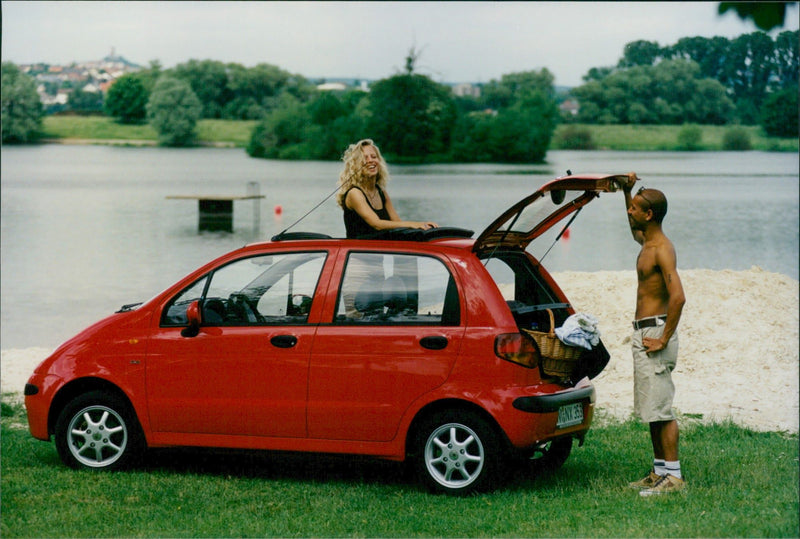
left=573, top=30, right=798, bottom=132
left=2, top=29, right=797, bottom=157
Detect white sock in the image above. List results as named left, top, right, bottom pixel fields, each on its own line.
left=654, top=459, right=667, bottom=476
left=665, top=460, right=682, bottom=479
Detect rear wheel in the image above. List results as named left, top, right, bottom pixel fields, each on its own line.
left=414, top=410, right=505, bottom=495
left=55, top=391, right=143, bottom=470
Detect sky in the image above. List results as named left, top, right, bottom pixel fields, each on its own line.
left=2, top=1, right=798, bottom=87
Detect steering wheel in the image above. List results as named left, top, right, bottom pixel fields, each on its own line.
left=228, top=293, right=264, bottom=323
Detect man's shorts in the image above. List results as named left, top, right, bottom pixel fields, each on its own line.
left=632, top=325, right=678, bottom=423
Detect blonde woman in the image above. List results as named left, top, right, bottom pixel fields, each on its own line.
left=337, top=139, right=437, bottom=238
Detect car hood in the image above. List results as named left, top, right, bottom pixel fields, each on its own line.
left=473, top=173, right=628, bottom=253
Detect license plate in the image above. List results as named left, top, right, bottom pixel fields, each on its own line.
left=557, top=403, right=584, bottom=428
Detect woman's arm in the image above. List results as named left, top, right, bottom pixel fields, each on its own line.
left=346, top=189, right=437, bottom=231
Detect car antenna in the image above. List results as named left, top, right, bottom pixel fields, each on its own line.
left=273, top=165, right=366, bottom=239
left=274, top=184, right=340, bottom=239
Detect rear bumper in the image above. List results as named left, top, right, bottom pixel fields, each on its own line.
left=512, top=385, right=595, bottom=413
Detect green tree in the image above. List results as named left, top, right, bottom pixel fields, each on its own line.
left=574, top=59, right=733, bottom=124
left=488, top=92, right=557, bottom=162
left=171, top=59, right=229, bottom=118
left=1, top=62, right=44, bottom=143
left=247, top=93, right=311, bottom=158
left=67, top=89, right=104, bottom=113
left=760, top=86, right=799, bottom=137
left=668, top=36, right=731, bottom=81
left=452, top=79, right=558, bottom=163
left=308, top=91, right=346, bottom=126
left=724, top=32, right=775, bottom=123
left=366, top=73, right=457, bottom=160
left=146, top=76, right=202, bottom=146
left=104, top=73, right=148, bottom=124
left=224, top=62, right=309, bottom=120
left=618, top=40, right=663, bottom=67
left=481, top=69, right=556, bottom=110
left=773, top=30, right=799, bottom=90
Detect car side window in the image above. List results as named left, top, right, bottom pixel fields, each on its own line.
left=482, top=251, right=564, bottom=329
left=161, top=252, right=327, bottom=327
left=336, top=252, right=459, bottom=325
left=484, top=253, right=551, bottom=305
left=161, top=276, right=209, bottom=326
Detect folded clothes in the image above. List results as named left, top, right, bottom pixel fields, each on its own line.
left=555, top=312, right=601, bottom=350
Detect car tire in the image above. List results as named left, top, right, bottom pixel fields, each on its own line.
left=54, top=390, right=144, bottom=470
left=414, top=410, right=505, bottom=495
left=529, top=436, right=572, bottom=473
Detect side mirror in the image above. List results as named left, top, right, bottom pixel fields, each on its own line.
left=181, top=300, right=202, bottom=338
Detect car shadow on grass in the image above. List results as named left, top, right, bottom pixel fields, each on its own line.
left=138, top=445, right=599, bottom=494
left=141, top=446, right=416, bottom=488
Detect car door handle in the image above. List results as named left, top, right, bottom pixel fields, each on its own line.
left=270, top=335, right=298, bottom=348
left=420, top=336, right=448, bottom=350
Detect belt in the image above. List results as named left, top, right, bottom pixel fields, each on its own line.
left=632, top=315, right=666, bottom=330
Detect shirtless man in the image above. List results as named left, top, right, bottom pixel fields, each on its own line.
left=622, top=173, right=687, bottom=496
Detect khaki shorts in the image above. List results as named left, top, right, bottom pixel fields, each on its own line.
left=632, top=325, right=678, bottom=423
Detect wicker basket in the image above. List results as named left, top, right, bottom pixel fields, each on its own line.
left=522, top=309, right=583, bottom=378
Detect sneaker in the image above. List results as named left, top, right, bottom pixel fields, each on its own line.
left=628, top=470, right=662, bottom=489
left=639, top=474, right=686, bottom=497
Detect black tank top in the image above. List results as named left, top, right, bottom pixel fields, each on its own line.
left=343, top=187, right=391, bottom=238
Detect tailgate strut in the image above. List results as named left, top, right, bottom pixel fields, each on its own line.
left=539, top=205, right=583, bottom=263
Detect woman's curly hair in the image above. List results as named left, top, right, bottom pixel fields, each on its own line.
left=336, top=139, right=391, bottom=208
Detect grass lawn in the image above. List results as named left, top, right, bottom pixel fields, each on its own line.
left=2, top=400, right=797, bottom=538
left=40, top=116, right=258, bottom=147
left=552, top=123, right=798, bottom=152
left=40, top=116, right=798, bottom=153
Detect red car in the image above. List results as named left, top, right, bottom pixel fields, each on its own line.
left=25, top=174, right=625, bottom=494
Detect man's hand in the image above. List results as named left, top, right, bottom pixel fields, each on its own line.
left=642, top=336, right=665, bottom=354
left=622, top=172, right=639, bottom=191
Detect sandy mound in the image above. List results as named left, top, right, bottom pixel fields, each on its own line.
left=3, top=268, right=797, bottom=432
left=554, top=267, right=798, bottom=432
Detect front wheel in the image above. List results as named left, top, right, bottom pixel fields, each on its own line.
left=414, top=410, right=505, bottom=495
left=55, top=391, right=143, bottom=470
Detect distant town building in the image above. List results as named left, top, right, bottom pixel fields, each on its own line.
left=317, top=82, right=348, bottom=92
left=316, top=80, right=370, bottom=92
left=452, top=83, right=481, bottom=98
left=559, top=98, right=580, bottom=116
left=23, top=48, right=142, bottom=108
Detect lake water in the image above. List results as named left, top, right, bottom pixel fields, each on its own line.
left=2, top=145, right=797, bottom=350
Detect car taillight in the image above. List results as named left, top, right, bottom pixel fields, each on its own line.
left=495, top=333, right=540, bottom=368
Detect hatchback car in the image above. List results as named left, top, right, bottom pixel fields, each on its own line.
left=25, top=173, right=627, bottom=494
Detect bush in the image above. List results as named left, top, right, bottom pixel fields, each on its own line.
left=556, top=125, right=595, bottom=150
left=677, top=124, right=703, bottom=150
left=722, top=126, right=752, bottom=151
left=761, top=86, right=799, bottom=137
left=146, top=77, right=202, bottom=146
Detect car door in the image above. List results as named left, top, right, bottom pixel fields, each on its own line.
left=146, top=250, right=329, bottom=439
left=309, top=249, right=465, bottom=442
